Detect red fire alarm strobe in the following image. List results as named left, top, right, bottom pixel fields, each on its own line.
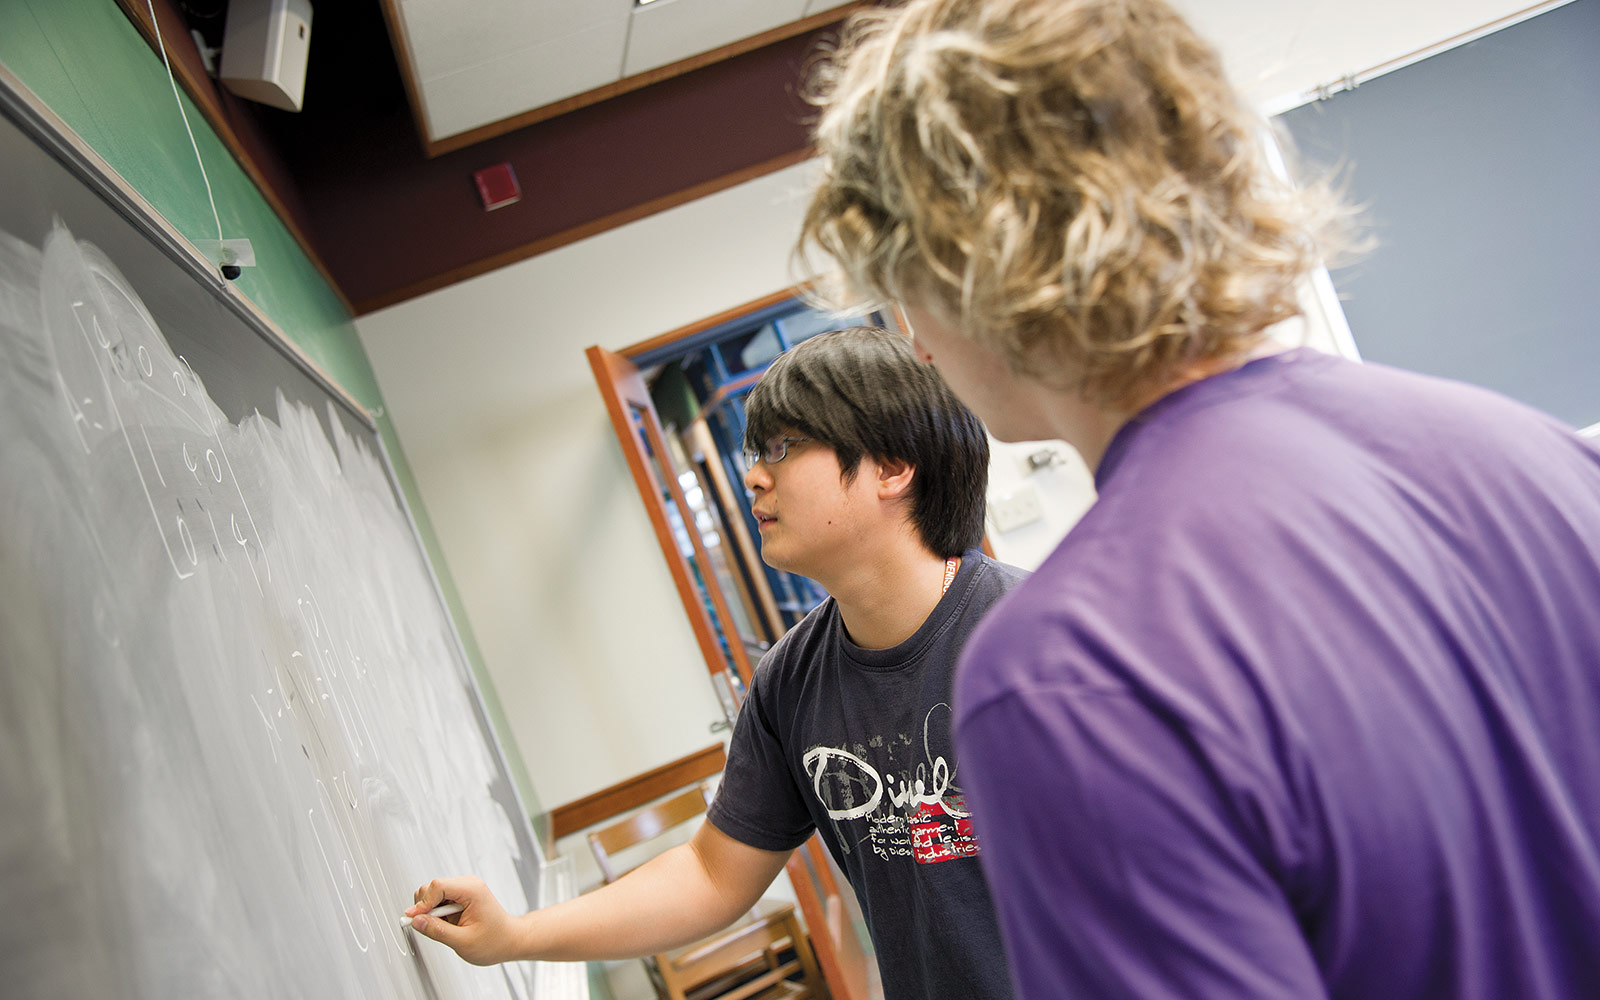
left=473, top=163, right=521, bottom=211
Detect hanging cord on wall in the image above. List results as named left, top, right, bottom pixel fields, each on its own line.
left=145, top=0, right=252, bottom=279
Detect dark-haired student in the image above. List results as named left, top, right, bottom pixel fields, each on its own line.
left=407, top=326, right=1024, bottom=1000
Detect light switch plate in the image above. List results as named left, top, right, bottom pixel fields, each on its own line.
left=988, top=482, right=1044, bottom=533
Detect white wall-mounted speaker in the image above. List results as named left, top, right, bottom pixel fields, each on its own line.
left=219, top=0, right=314, bottom=112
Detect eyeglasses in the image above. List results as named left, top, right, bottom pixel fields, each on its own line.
left=743, top=436, right=812, bottom=467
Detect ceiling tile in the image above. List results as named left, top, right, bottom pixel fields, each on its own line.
left=420, top=16, right=632, bottom=139
left=399, top=0, right=634, bottom=81
left=623, top=0, right=811, bottom=78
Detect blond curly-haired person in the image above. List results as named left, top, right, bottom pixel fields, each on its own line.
left=799, top=2, right=1600, bottom=999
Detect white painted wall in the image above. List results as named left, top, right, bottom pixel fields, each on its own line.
left=358, top=162, right=823, bottom=809
left=355, top=1, right=1558, bottom=818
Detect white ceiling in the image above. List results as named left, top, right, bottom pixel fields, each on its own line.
left=390, top=0, right=855, bottom=143
left=360, top=0, right=1574, bottom=456
left=386, top=0, right=1571, bottom=145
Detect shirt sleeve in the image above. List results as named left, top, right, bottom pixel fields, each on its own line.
left=957, top=683, right=1329, bottom=1000
left=706, top=665, right=816, bottom=853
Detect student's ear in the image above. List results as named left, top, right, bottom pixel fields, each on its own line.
left=875, top=457, right=916, bottom=501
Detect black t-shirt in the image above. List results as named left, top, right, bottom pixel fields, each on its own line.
left=708, top=551, right=1026, bottom=1000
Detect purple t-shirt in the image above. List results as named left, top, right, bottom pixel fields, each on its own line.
left=955, top=349, right=1600, bottom=1000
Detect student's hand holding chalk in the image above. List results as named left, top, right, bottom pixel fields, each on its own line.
left=405, top=876, right=528, bottom=966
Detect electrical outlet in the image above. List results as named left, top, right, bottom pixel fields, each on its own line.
left=987, top=482, right=1044, bottom=533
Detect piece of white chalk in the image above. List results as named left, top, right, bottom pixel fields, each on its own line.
left=400, top=902, right=464, bottom=928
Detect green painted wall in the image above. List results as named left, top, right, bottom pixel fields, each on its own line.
left=0, top=0, right=545, bottom=834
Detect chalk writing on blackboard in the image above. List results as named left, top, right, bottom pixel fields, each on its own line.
left=0, top=220, right=538, bottom=998
left=43, top=230, right=273, bottom=588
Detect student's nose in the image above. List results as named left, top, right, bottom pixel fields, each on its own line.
left=744, top=461, right=770, bottom=493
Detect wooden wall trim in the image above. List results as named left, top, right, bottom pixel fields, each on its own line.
left=548, top=743, right=729, bottom=840
left=586, top=345, right=748, bottom=692
left=408, top=4, right=867, bottom=158
left=353, top=146, right=815, bottom=315
left=635, top=393, right=758, bottom=689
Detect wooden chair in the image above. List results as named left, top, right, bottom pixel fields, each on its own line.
left=587, top=783, right=827, bottom=1000
left=784, top=836, right=874, bottom=1000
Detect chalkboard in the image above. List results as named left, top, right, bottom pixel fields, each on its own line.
left=1277, top=0, right=1600, bottom=430
left=0, top=67, right=545, bottom=997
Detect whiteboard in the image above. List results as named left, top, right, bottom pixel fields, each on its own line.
left=0, top=66, right=546, bottom=998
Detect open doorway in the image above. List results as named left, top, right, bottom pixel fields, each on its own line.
left=586, top=289, right=898, bottom=1000
left=589, top=290, right=904, bottom=724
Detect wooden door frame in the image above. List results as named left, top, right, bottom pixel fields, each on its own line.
left=588, top=288, right=880, bottom=1000
left=684, top=418, right=785, bottom=644
left=585, top=345, right=755, bottom=705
